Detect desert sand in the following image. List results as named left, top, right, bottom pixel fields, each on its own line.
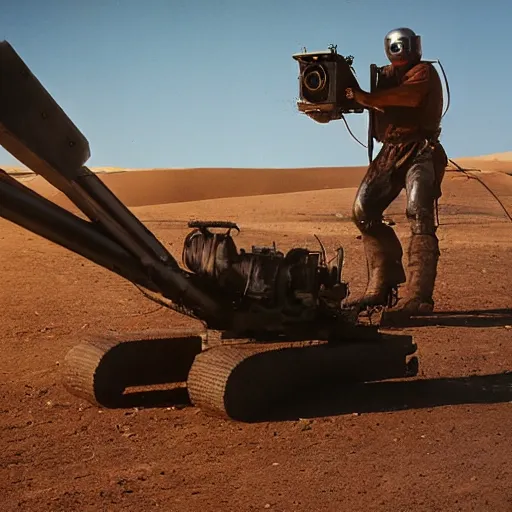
left=1, top=154, right=511, bottom=511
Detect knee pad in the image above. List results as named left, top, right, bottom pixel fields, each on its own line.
left=406, top=173, right=437, bottom=235
left=352, top=198, right=384, bottom=234
left=406, top=209, right=436, bottom=235
left=352, top=212, right=381, bottom=234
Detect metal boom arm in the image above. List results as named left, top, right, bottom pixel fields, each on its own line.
left=0, top=40, right=230, bottom=327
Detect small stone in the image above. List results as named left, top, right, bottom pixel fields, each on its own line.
left=272, top=462, right=279, bottom=466
left=264, top=505, right=271, bottom=509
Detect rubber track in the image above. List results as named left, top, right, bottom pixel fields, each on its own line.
left=188, top=334, right=417, bottom=422
left=62, top=328, right=206, bottom=407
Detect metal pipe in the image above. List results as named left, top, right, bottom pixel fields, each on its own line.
left=0, top=173, right=158, bottom=291
left=0, top=172, right=231, bottom=326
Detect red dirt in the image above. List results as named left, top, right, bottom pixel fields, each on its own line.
left=1, top=166, right=511, bottom=511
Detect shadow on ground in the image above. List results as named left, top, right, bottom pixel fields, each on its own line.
left=115, top=370, right=512, bottom=424
left=398, top=308, right=512, bottom=328
left=115, top=387, right=190, bottom=409
left=260, top=371, right=512, bottom=422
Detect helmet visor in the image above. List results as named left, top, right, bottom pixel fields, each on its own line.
left=388, top=38, right=410, bottom=55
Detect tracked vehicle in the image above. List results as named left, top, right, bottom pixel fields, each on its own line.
left=0, top=41, right=418, bottom=421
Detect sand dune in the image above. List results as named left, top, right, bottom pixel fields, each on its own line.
left=443, top=151, right=512, bottom=174
left=449, top=157, right=512, bottom=174
left=24, top=166, right=368, bottom=208
left=463, top=151, right=512, bottom=162
left=4, top=151, right=510, bottom=211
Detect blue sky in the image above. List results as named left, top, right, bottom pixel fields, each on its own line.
left=1, top=0, right=510, bottom=168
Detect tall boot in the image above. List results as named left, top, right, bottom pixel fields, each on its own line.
left=346, top=223, right=406, bottom=310
left=382, top=234, right=440, bottom=323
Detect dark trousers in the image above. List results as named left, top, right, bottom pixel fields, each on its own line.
left=353, top=141, right=443, bottom=236
left=349, top=140, right=447, bottom=307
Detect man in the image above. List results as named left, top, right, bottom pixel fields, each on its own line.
left=311, top=28, right=448, bottom=323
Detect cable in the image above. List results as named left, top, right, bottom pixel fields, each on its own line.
left=427, top=59, right=451, bottom=119
left=437, top=60, right=451, bottom=118
left=132, top=282, right=205, bottom=322
left=447, top=158, right=512, bottom=223
left=340, top=114, right=368, bottom=149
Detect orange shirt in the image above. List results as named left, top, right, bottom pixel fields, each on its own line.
left=369, top=61, right=444, bottom=143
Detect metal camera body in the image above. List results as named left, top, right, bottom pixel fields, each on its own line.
left=293, top=46, right=364, bottom=119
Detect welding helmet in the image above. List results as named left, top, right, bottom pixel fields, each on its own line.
left=384, top=27, right=422, bottom=65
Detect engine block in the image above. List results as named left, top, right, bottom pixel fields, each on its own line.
left=182, top=221, right=347, bottom=319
